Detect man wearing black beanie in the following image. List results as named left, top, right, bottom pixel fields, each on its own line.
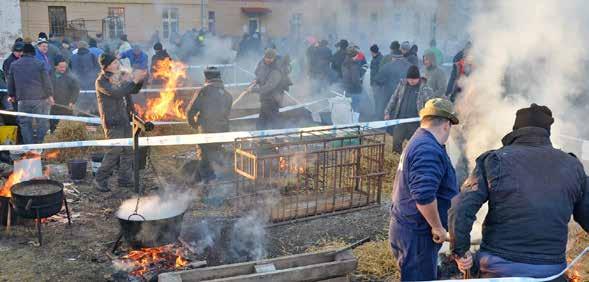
left=93, top=53, right=147, bottom=192
left=185, top=67, right=233, bottom=183
left=384, top=65, right=435, bottom=153
left=449, top=104, right=589, bottom=278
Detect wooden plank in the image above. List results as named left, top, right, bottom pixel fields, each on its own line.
left=159, top=272, right=183, bottom=282
left=168, top=250, right=338, bottom=281
left=318, top=276, right=349, bottom=282
left=202, top=259, right=357, bottom=282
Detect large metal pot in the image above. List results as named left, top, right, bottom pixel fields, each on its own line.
left=10, top=179, right=64, bottom=219
left=117, top=211, right=185, bottom=249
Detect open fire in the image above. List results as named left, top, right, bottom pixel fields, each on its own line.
left=135, top=58, right=188, bottom=121
left=120, top=244, right=189, bottom=278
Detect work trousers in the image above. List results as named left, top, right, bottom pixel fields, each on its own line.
left=391, top=123, right=419, bottom=154
left=389, top=219, right=441, bottom=281
left=257, top=96, right=282, bottom=130
left=17, top=99, right=50, bottom=144
left=198, top=143, right=225, bottom=182
left=95, top=125, right=133, bottom=185
left=478, top=252, right=567, bottom=280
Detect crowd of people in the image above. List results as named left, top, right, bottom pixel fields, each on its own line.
left=0, top=28, right=587, bottom=281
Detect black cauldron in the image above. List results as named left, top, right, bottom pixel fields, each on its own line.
left=117, top=211, right=185, bottom=249
left=10, top=179, right=64, bottom=219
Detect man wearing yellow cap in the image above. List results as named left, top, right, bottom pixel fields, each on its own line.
left=389, top=98, right=460, bottom=281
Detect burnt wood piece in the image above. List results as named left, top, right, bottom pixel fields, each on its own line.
left=158, top=249, right=357, bottom=282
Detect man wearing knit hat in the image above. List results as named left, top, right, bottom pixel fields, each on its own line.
left=7, top=43, right=55, bottom=144
left=93, top=53, right=147, bottom=192
left=384, top=65, right=436, bottom=153
left=449, top=104, right=589, bottom=278
left=249, top=48, right=290, bottom=129
left=186, top=67, right=233, bottom=183
left=389, top=98, right=459, bottom=281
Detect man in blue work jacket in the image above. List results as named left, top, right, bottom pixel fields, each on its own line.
left=389, top=98, right=460, bottom=281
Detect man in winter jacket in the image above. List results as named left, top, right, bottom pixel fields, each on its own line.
left=384, top=66, right=435, bottom=153
left=369, top=44, right=383, bottom=87
left=251, top=49, right=289, bottom=130
left=331, top=39, right=349, bottom=81
left=380, top=41, right=401, bottom=67
left=7, top=43, right=55, bottom=144
left=1, top=40, right=24, bottom=125
left=423, top=51, right=448, bottom=98
left=50, top=57, right=80, bottom=132
left=93, top=53, right=147, bottom=192
left=374, top=48, right=410, bottom=122
left=150, top=42, right=172, bottom=86
left=120, top=45, right=149, bottom=71
left=401, top=41, right=418, bottom=66
left=3, top=41, right=24, bottom=77
left=389, top=98, right=459, bottom=281
left=449, top=104, right=589, bottom=279
left=342, top=47, right=364, bottom=116
left=71, top=41, right=100, bottom=115
left=35, top=38, right=53, bottom=73
left=186, top=67, right=233, bottom=182
left=446, top=41, right=472, bottom=101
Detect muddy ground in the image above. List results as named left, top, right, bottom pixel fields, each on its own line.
left=0, top=141, right=588, bottom=282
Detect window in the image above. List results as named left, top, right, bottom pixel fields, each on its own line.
left=208, top=11, right=216, bottom=35
left=107, top=7, right=125, bottom=39
left=48, top=6, right=67, bottom=37
left=162, top=8, right=179, bottom=39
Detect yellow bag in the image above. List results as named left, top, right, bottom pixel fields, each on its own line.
left=0, top=126, right=18, bottom=145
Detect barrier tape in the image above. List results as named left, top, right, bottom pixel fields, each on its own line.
left=0, top=117, right=420, bottom=151
left=0, top=82, right=251, bottom=94
left=187, top=64, right=235, bottom=69
left=0, top=95, right=330, bottom=125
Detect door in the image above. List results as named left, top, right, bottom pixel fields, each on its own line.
left=248, top=17, right=260, bottom=35
left=48, top=6, right=67, bottom=37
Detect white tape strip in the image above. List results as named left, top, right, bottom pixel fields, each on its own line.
left=0, top=82, right=251, bottom=94
left=187, top=64, right=235, bottom=69
left=0, top=96, right=328, bottom=124
left=0, top=117, right=420, bottom=151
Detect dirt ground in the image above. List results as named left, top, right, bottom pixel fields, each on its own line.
left=0, top=137, right=588, bottom=282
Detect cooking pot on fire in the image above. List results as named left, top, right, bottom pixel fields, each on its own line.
left=115, top=195, right=187, bottom=249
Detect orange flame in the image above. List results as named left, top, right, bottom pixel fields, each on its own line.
left=123, top=244, right=188, bottom=277
left=0, top=170, right=25, bottom=197
left=44, top=150, right=60, bottom=160
left=139, top=58, right=188, bottom=121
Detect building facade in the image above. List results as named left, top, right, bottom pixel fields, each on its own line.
left=10, top=0, right=472, bottom=56
left=19, top=0, right=205, bottom=42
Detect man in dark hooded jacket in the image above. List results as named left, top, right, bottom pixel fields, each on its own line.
left=93, top=53, right=147, bottom=192
left=374, top=45, right=411, bottom=120
left=186, top=67, right=233, bottom=182
left=71, top=41, right=100, bottom=115
left=449, top=104, right=589, bottom=279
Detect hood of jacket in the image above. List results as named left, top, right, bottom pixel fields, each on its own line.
left=501, top=126, right=552, bottom=146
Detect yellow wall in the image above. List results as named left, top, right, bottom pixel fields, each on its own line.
left=20, top=0, right=203, bottom=41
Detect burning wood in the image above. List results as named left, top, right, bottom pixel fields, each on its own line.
left=120, top=244, right=189, bottom=278
left=135, top=58, right=188, bottom=121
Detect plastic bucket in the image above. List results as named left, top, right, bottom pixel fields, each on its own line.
left=68, top=160, right=87, bottom=180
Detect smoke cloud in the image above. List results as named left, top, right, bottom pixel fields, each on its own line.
left=456, top=0, right=589, bottom=170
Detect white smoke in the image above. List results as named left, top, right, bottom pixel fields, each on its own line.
left=457, top=0, right=589, bottom=169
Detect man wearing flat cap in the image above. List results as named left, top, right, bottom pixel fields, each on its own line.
left=449, top=104, right=589, bottom=279
left=389, top=98, right=460, bottom=281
